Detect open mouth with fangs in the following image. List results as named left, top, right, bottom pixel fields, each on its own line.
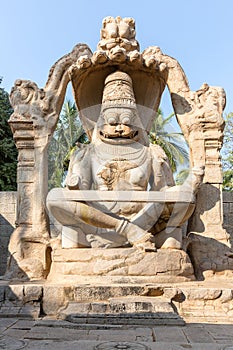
left=99, top=130, right=139, bottom=143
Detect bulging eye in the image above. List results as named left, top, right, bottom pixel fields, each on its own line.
left=104, top=111, right=117, bottom=125
left=107, top=116, right=117, bottom=125
left=121, top=116, right=130, bottom=125
left=120, top=112, right=132, bottom=125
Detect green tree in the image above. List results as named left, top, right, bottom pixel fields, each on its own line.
left=0, top=78, right=17, bottom=191
left=149, top=108, right=189, bottom=173
left=48, top=100, right=88, bottom=189
left=175, top=168, right=190, bottom=185
left=222, top=112, right=233, bottom=191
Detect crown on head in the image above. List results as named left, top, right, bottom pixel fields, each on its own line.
left=102, top=71, right=137, bottom=110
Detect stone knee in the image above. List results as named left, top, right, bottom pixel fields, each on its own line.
left=154, top=227, right=183, bottom=249
left=46, top=198, right=79, bottom=226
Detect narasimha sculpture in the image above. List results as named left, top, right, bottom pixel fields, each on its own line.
left=47, top=70, right=203, bottom=251
left=7, top=16, right=227, bottom=281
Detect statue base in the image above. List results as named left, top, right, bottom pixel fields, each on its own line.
left=48, top=247, right=195, bottom=283
left=1, top=279, right=233, bottom=324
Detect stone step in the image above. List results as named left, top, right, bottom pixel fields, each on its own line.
left=60, top=296, right=185, bottom=326
left=1, top=280, right=233, bottom=322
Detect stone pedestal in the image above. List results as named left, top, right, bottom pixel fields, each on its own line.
left=48, top=248, right=195, bottom=283
left=1, top=279, right=233, bottom=324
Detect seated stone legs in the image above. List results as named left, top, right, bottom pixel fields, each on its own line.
left=47, top=192, right=195, bottom=251
left=47, top=198, right=154, bottom=250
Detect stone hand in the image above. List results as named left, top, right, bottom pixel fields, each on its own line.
left=66, top=174, right=80, bottom=190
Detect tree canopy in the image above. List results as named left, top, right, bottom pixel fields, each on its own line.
left=48, top=100, right=88, bottom=189
left=0, top=78, right=17, bottom=191
left=149, top=108, right=189, bottom=173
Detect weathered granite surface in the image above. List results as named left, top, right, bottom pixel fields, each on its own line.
left=1, top=280, right=233, bottom=324
left=1, top=16, right=231, bottom=318
left=1, top=190, right=233, bottom=280
left=49, top=248, right=195, bottom=282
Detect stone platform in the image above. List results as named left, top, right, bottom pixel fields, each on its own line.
left=1, top=279, right=233, bottom=325
left=48, top=248, right=195, bottom=282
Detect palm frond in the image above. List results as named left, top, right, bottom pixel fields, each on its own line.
left=149, top=109, right=189, bottom=173
left=48, top=99, right=88, bottom=188
left=175, top=168, right=190, bottom=185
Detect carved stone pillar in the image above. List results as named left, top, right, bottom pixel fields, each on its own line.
left=163, top=76, right=232, bottom=278
left=12, top=121, right=34, bottom=228
left=182, top=92, right=232, bottom=279
left=7, top=118, right=50, bottom=280
left=6, top=44, right=90, bottom=280
left=200, top=134, right=228, bottom=241
left=189, top=125, right=228, bottom=239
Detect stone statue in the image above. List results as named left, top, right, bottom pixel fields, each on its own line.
left=47, top=70, right=203, bottom=252
left=7, top=16, right=228, bottom=281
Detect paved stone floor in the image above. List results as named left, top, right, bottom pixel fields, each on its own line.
left=0, top=317, right=233, bottom=349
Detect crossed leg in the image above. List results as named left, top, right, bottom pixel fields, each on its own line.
left=47, top=199, right=156, bottom=250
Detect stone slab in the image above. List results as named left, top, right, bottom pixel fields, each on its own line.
left=183, top=324, right=215, bottom=343
left=1, top=316, right=233, bottom=350
left=25, top=326, right=89, bottom=341
left=8, top=340, right=232, bottom=350
left=49, top=248, right=195, bottom=281
left=152, top=325, right=188, bottom=343
left=48, top=188, right=195, bottom=203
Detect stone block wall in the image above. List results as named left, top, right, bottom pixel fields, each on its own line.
left=0, top=191, right=233, bottom=276
left=0, top=192, right=17, bottom=275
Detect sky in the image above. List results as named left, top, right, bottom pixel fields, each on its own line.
left=1, top=0, right=233, bottom=119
